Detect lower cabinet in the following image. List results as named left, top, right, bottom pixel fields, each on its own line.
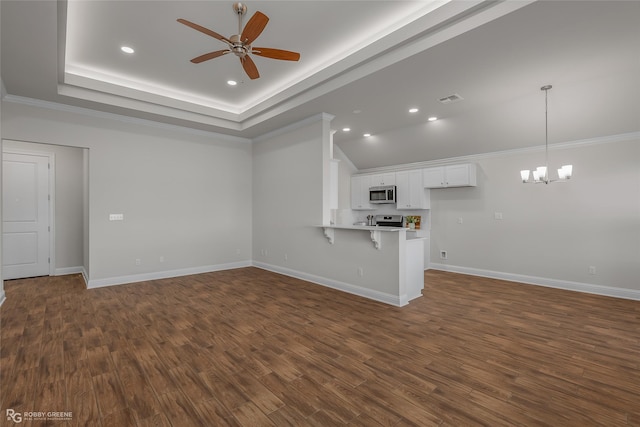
left=405, top=238, right=425, bottom=302
left=396, top=170, right=430, bottom=209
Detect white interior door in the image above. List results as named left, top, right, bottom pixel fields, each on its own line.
left=2, top=152, right=51, bottom=280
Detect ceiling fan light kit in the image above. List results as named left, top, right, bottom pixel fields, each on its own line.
left=178, top=2, right=300, bottom=80
left=520, top=85, right=573, bottom=184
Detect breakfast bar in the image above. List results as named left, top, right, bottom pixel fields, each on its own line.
left=321, top=224, right=406, bottom=249
left=318, top=224, right=425, bottom=305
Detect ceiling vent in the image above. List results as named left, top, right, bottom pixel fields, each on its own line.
left=438, top=94, right=464, bottom=104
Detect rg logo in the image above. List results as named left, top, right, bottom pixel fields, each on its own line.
left=6, top=409, right=22, bottom=423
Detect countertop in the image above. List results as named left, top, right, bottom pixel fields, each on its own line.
left=320, top=225, right=407, bottom=232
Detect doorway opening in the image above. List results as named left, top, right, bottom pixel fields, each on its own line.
left=2, top=140, right=88, bottom=282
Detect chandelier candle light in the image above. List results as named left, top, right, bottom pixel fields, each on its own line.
left=520, top=85, right=573, bottom=184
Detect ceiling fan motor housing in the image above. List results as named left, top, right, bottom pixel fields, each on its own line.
left=229, top=35, right=248, bottom=57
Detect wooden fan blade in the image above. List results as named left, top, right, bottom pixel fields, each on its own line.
left=241, top=56, right=260, bottom=80
left=177, top=19, right=232, bottom=45
left=252, top=48, right=300, bottom=61
left=241, top=11, right=269, bottom=45
left=191, top=50, right=229, bottom=63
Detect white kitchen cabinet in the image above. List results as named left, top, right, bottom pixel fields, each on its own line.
left=423, top=163, right=477, bottom=188
left=369, top=172, right=396, bottom=186
left=350, top=175, right=374, bottom=210
left=422, top=167, right=445, bottom=188
left=405, top=238, right=425, bottom=301
left=396, top=170, right=430, bottom=210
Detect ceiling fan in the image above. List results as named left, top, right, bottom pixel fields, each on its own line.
left=177, top=2, right=301, bottom=80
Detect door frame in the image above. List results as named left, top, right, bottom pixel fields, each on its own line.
left=2, top=146, right=56, bottom=278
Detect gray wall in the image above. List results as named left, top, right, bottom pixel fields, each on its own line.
left=252, top=115, right=403, bottom=304
left=333, top=145, right=357, bottom=226
left=2, top=97, right=637, bottom=301
left=1, top=1, right=4, bottom=304
left=2, top=101, right=253, bottom=285
left=83, top=148, right=89, bottom=280
left=252, top=118, right=327, bottom=272
left=429, top=137, right=640, bottom=291
left=2, top=140, right=85, bottom=273
left=0, top=87, right=3, bottom=305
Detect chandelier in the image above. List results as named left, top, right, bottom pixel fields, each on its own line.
left=520, top=85, right=572, bottom=184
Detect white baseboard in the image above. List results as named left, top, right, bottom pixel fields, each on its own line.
left=81, top=267, right=89, bottom=287
left=430, top=263, right=640, bottom=301
left=252, top=261, right=406, bottom=307
left=55, top=266, right=84, bottom=276
left=0, top=289, right=5, bottom=307
left=86, top=261, right=252, bottom=289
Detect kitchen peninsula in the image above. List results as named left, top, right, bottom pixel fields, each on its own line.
left=318, top=224, right=424, bottom=306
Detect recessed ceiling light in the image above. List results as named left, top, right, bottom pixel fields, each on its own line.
left=409, top=108, right=419, bottom=113
left=227, top=80, right=238, bottom=86
left=428, top=116, right=438, bottom=121
left=363, top=133, right=371, bottom=137
left=342, top=128, right=351, bottom=132
left=120, top=46, right=134, bottom=54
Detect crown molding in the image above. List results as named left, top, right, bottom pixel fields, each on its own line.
left=356, top=132, right=640, bottom=174
left=2, top=94, right=252, bottom=144
left=252, top=112, right=335, bottom=143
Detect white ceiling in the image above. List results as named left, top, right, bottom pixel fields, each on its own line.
left=2, top=1, right=639, bottom=169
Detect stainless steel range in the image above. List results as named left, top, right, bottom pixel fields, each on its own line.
left=374, top=214, right=404, bottom=227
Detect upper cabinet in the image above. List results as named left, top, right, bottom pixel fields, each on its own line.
left=369, top=172, right=396, bottom=187
left=423, top=163, right=477, bottom=188
left=351, top=175, right=374, bottom=210
left=396, top=170, right=430, bottom=210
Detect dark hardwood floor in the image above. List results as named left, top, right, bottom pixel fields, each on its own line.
left=1, top=268, right=639, bottom=426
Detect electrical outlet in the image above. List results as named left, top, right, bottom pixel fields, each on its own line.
left=159, top=256, right=165, bottom=263
left=588, top=266, right=596, bottom=275
left=494, top=212, right=503, bottom=220
left=357, top=267, right=364, bottom=277
left=284, top=254, right=288, bottom=261
left=440, top=250, right=448, bottom=260
left=236, top=249, right=241, bottom=255
left=457, top=217, right=463, bottom=224
left=135, top=258, right=141, bottom=265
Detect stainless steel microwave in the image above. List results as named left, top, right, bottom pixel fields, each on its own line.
left=369, top=185, right=396, bottom=204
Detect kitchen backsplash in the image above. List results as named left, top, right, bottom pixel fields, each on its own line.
left=335, top=207, right=430, bottom=228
